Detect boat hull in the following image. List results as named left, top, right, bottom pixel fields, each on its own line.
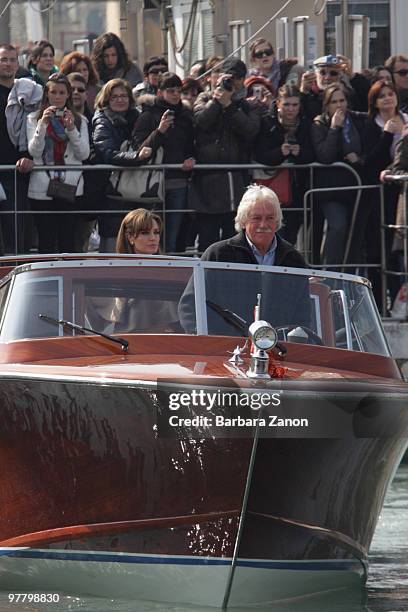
left=0, top=375, right=406, bottom=606
left=0, top=549, right=364, bottom=607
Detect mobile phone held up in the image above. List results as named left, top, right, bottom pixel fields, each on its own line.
left=166, top=109, right=175, bottom=128
left=252, top=85, right=263, bottom=100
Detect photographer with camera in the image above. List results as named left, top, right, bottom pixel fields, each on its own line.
left=27, top=73, right=90, bottom=253
left=191, top=58, right=260, bottom=252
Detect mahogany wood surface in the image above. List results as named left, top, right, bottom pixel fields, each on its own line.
left=0, top=336, right=402, bottom=381
left=0, top=510, right=239, bottom=548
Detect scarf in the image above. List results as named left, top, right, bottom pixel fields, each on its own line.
left=29, top=65, right=58, bottom=87
left=104, top=108, right=130, bottom=128
left=248, top=57, right=281, bottom=92
left=342, top=114, right=362, bottom=157
left=43, top=117, right=68, bottom=179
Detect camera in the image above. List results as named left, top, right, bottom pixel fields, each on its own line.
left=252, top=85, right=263, bottom=100
left=220, top=76, right=234, bottom=92
left=167, top=110, right=175, bottom=119
left=55, top=108, right=65, bottom=118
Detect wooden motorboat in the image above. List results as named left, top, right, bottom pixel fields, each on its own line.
left=0, top=254, right=406, bottom=607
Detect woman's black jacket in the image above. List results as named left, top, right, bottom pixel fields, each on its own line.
left=92, top=108, right=140, bottom=166
left=311, top=110, right=367, bottom=203
left=132, top=96, right=194, bottom=180
left=254, top=108, right=315, bottom=198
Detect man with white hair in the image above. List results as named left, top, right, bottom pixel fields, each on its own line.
left=200, top=184, right=307, bottom=268
left=179, top=185, right=310, bottom=334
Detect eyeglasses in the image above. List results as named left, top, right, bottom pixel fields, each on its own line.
left=0, top=57, right=17, bottom=64
left=394, top=69, right=408, bottom=77
left=318, top=69, right=340, bottom=77
left=110, top=93, right=128, bottom=101
left=253, top=49, right=273, bottom=59
left=149, top=68, right=166, bottom=75
left=72, top=87, right=86, bottom=93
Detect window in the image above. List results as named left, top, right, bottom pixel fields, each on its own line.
left=324, top=1, right=390, bottom=66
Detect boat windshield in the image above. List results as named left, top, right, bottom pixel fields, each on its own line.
left=0, top=262, right=390, bottom=357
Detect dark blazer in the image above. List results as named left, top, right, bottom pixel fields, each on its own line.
left=179, top=231, right=311, bottom=334
left=201, top=231, right=307, bottom=267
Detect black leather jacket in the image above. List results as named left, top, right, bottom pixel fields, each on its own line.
left=92, top=108, right=140, bottom=166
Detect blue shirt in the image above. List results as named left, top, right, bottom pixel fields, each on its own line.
left=246, top=235, right=277, bottom=265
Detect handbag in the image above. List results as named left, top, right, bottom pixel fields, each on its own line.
left=254, top=168, right=293, bottom=206
left=110, top=144, right=164, bottom=203
left=46, top=178, right=78, bottom=204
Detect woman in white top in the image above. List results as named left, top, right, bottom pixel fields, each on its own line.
left=27, top=72, right=90, bottom=253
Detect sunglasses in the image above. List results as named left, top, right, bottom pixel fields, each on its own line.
left=72, top=87, right=86, bottom=93
left=318, top=69, right=340, bottom=77
left=394, top=69, right=408, bottom=77
left=253, top=49, right=273, bottom=59
left=149, top=68, right=166, bottom=75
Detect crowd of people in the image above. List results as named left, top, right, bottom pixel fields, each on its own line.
left=1, top=32, right=408, bottom=309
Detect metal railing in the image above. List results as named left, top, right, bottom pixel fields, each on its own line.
left=2, top=161, right=402, bottom=317
left=0, top=160, right=363, bottom=255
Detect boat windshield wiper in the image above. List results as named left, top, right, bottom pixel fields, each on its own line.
left=38, top=314, right=129, bottom=353
left=206, top=300, right=247, bottom=334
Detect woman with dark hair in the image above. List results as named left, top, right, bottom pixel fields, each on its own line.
left=361, top=79, right=408, bottom=304
left=370, top=65, right=394, bottom=87
left=28, top=40, right=58, bottom=86
left=92, top=78, right=151, bottom=251
left=91, top=32, right=142, bottom=88
left=180, top=77, right=203, bottom=110
left=116, top=208, right=162, bottom=254
left=112, top=208, right=178, bottom=332
left=132, top=72, right=195, bottom=253
left=311, top=84, right=366, bottom=267
left=254, top=84, right=314, bottom=245
left=26, top=73, right=90, bottom=252
left=60, top=51, right=99, bottom=109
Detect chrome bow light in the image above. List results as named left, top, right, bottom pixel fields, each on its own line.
left=247, top=320, right=278, bottom=379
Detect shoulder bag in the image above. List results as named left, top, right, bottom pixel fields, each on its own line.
left=110, top=143, right=164, bottom=204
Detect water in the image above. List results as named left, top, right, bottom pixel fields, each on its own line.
left=1, top=465, right=407, bottom=612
